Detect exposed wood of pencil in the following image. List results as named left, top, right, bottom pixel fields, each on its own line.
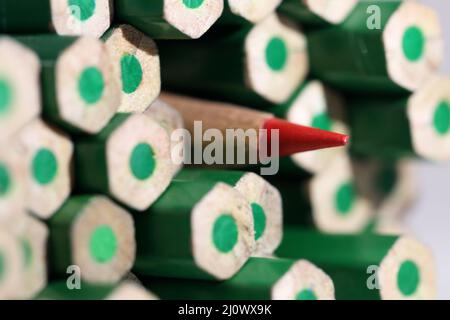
left=115, top=0, right=224, bottom=39
left=160, top=92, right=349, bottom=157
left=223, top=0, right=282, bottom=24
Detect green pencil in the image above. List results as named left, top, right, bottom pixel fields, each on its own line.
left=115, top=0, right=224, bottom=39
left=133, top=175, right=255, bottom=280
left=0, top=227, right=25, bottom=299
left=279, top=0, right=358, bottom=26
left=74, top=113, right=174, bottom=211
left=276, top=228, right=437, bottom=300
left=144, top=257, right=335, bottom=300
left=16, top=119, right=73, bottom=219
left=103, top=24, right=161, bottom=113
left=272, top=80, right=349, bottom=175
left=0, top=0, right=112, bottom=37
left=0, top=37, right=41, bottom=140
left=349, top=76, right=450, bottom=162
left=270, top=153, right=373, bottom=234
left=48, top=195, right=136, bottom=285
left=159, top=14, right=308, bottom=106
left=307, top=0, right=443, bottom=93
left=176, top=169, right=282, bottom=256
left=0, top=143, right=26, bottom=222
left=37, top=280, right=158, bottom=300
left=220, top=0, right=282, bottom=24
left=15, top=35, right=120, bottom=134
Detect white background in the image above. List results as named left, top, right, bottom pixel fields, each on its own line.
left=403, top=0, right=449, bottom=300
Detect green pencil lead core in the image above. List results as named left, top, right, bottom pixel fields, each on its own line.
left=402, top=26, right=425, bottom=62
left=0, top=163, right=11, bottom=197
left=182, top=0, right=204, bottom=9
left=311, top=112, right=332, bottom=131
left=0, top=79, right=12, bottom=116
left=265, top=37, right=288, bottom=72
left=89, top=225, right=118, bottom=264
left=295, top=288, right=317, bottom=300
left=0, top=252, right=4, bottom=283
left=120, top=54, right=143, bottom=94
left=335, top=181, right=355, bottom=215
left=251, top=203, right=266, bottom=241
left=397, top=260, right=420, bottom=296
left=68, top=0, right=96, bottom=21
left=212, top=214, right=238, bottom=253
left=32, top=148, right=58, bottom=186
left=78, top=67, right=105, bottom=105
left=22, top=239, right=33, bottom=268
left=130, top=143, right=156, bottom=181
left=433, top=100, right=450, bottom=135
left=376, top=166, right=397, bottom=197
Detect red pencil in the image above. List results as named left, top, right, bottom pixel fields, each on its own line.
left=159, top=92, right=348, bottom=157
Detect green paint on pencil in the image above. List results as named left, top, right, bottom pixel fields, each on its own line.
left=312, top=112, right=332, bottom=131
left=212, top=214, right=238, bottom=253
left=265, top=37, right=288, bottom=72
left=296, top=288, right=317, bottom=300
left=0, top=79, right=12, bottom=116
left=183, top=0, right=204, bottom=9
left=335, top=182, right=355, bottom=215
left=397, top=260, right=420, bottom=296
left=0, top=252, right=4, bottom=283
left=129, top=143, right=156, bottom=180
left=433, top=100, right=450, bottom=135
left=32, top=148, right=58, bottom=186
left=402, top=26, right=425, bottom=62
left=120, top=54, right=143, bottom=94
left=376, top=166, right=397, bottom=197
left=78, top=67, right=105, bottom=105
left=0, top=163, right=11, bottom=197
left=251, top=203, right=266, bottom=241
left=89, top=225, right=118, bottom=264
left=69, top=0, right=96, bottom=21
left=22, top=239, right=33, bottom=268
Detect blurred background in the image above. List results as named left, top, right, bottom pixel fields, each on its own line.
left=407, top=0, right=450, bottom=300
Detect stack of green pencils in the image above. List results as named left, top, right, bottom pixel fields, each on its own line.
left=0, top=0, right=446, bottom=301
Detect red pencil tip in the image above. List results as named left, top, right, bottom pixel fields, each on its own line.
left=263, top=118, right=349, bottom=157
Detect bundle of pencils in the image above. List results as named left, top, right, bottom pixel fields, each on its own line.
left=0, top=0, right=445, bottom=301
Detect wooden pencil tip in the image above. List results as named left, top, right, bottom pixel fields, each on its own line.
left=263, top=118, right=349, bottom=157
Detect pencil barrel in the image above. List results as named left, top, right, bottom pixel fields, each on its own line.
left=0, top=1, right=52, bottom=33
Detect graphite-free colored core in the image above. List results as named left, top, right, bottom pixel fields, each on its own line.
left=89, top=225, right=118, bottom=264
left=296, top=289, right=317, bottom=300
left=312, top=112, right=332, bottom=131
left=0, top=79, right=12, bottom=115
left=402, top=26, right=425, bottom=62
left=182, top=0, right=204, bottom=9
left=78, top=67, right=105, bottom=105
left=68, top=0, right=96, bottom=21
left=32, top=148, right=58, bottom=186
left=0, top=163, right=11, bottom=197
left=251, top=203, right=266, bottom=241
left=212, top=214, right=238, bottom=253
left=129, top=143, right=156, bottom=181
left=120, top=54, right=143, bottom=94
left=397, top=260, right=420, bottom=296
left=433, top=100, right=450, bottom=135
left=335, top=182, right=355, bottom=215
left=265, top=37, right=288, bottom=72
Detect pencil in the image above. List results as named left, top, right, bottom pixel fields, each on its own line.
left=37, top=280, right=158, bottom=300
left=48, top=195, right=136, bottom=284
left=349, top=76, right=450, bottom=162
left=15, top=119, right=73, bottom=219
left=133, top=176, right=255, bottom=280
left=15, top=35, right=120, bottom=134
left=353, top=158, right=417, bottom=235
left=144, top=99, right=184, bottom=176
left=160, top=92, right=349, bottom=157
left=0, top=142, right=26, bottom=223
left=0, top=37, right=41, bottom=140
left=271, top=81, right=349, bottom=174
left=159, top=14, right=308, bottom=106
left=220, top=0, right=282, bottom=24
left=279, top=0, right=358, bottom=26
left=269, top=153, right=373, bottom=234
left=0, top=0, right=112, bottom=37
left=276, top=228, right=437, bottom=300
left=103, top=25, right=161, bottom=113
left=16, top=215, right=48, bottom=299
left=307, top=0, right=443, bottom=93
left=115, top=0, right=224, bottom=39
left=0, top=227, right=25, bottom=299
left=176, top=169, right=282, bottom=256
left=143, top=257, right=335, bottom=300
left=74, top=113, right=173, bottom=211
